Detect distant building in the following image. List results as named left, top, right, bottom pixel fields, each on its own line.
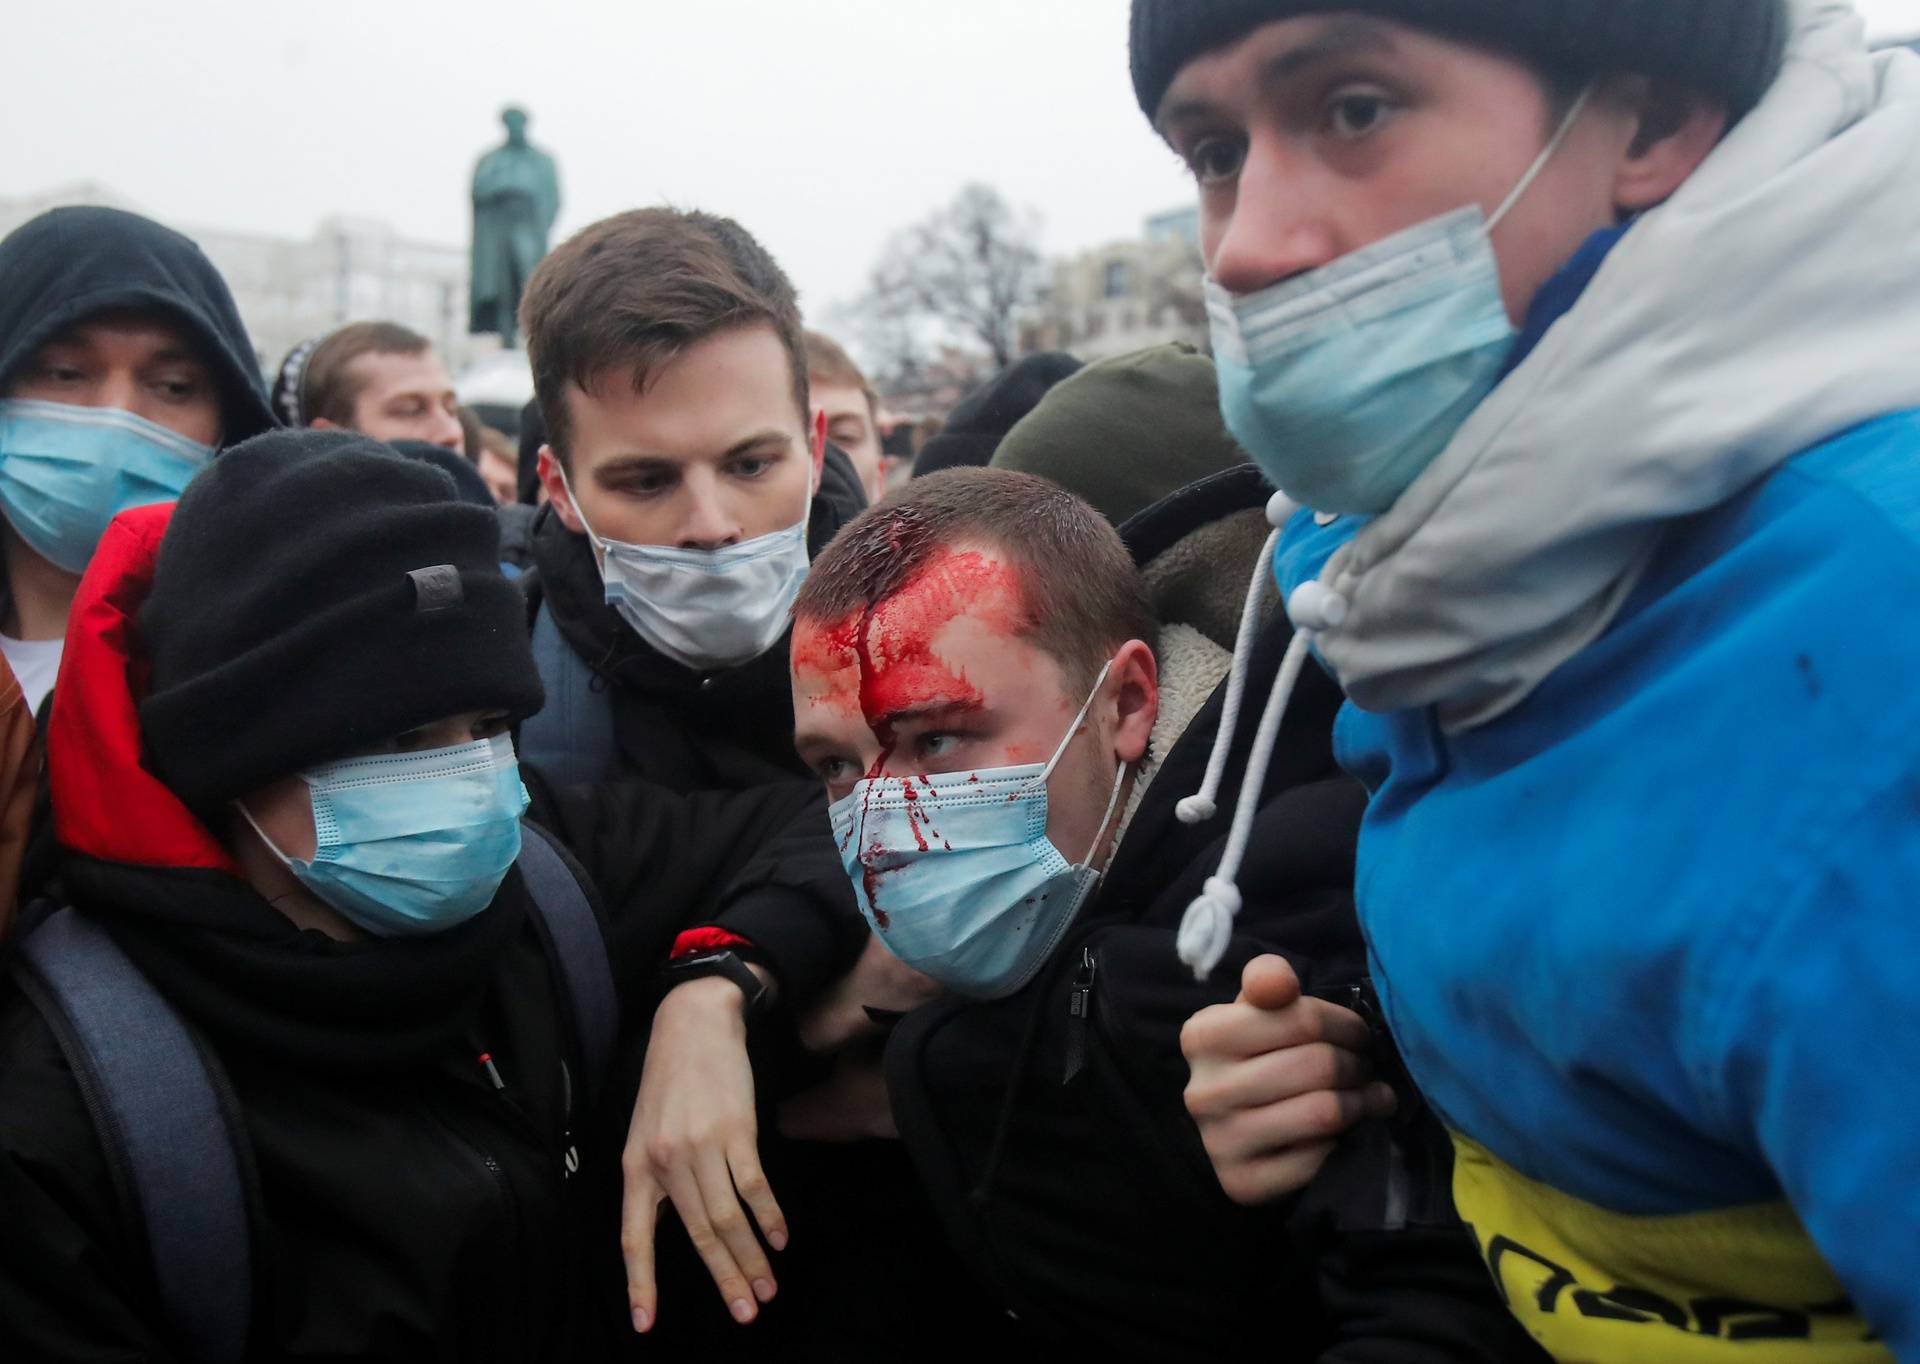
left=0, top=183, right=491, bottom=385
left=1018, top=207, right=1208, bottom=363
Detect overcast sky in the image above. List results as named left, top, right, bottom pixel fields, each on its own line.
left=6, top=0, right=1918, bottom=325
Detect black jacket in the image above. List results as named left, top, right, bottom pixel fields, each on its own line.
left=0, top=506, right=823, bottom=1363
left=519, top=446, right=872, bottom=1004
left=0, top=205, right=277, bottom=442
left=884, top=468, right=1547, bottom=1363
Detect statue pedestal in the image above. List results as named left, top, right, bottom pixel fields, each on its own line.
left=456, top=345, right=536, bottom=437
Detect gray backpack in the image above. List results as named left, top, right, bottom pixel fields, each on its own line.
left=11, top=821, right=616, bottom=1364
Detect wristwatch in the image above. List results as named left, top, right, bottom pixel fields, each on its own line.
left=660, top=950, right=774, bottom=1021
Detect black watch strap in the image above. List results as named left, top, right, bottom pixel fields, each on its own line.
left=661, top=950, right=772, bottom=1020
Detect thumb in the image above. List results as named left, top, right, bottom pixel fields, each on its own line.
left=1238, top=954, right=1303, bottom=1012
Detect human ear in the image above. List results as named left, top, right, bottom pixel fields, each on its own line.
left=1609, top=80, right=1728, bottom=216
left=810, top=409, right=828, bottom=491
left=538, top=446, right=587, bottom=534
left=1107, top=639, right=1160, bottom=766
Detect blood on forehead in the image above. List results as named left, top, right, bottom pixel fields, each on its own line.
left=791, top=546, right=1028, bottom=742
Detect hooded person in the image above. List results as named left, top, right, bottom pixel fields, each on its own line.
left=0, top=429, right=847, bottom=1362
left=1132, top=0, right=1920, bottom=1357
left=0, top=206, right=276, bottom=714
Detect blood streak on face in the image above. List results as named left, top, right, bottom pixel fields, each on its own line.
left=792, top=544, right=1029, bottom=926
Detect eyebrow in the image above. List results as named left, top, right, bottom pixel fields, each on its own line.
left=1157, top=16, right=1398, bottom=130
left=874, top=698, right=984, bottom=731
left=592, top=429, right=793, bottom=478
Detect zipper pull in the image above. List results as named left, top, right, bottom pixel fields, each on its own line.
left=560, top=1059, right=581, bottom=1178
left=1063, top=947, right=1097, bottom=1085
left=478, top=1051, right=506, bottom=1092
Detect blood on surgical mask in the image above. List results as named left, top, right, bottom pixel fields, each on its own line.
left=793, top=542, right=1029, bottom=923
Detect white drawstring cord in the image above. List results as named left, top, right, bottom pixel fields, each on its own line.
left=1175, top=493, right=1347, bottom=980
left=1176, top=493, right=1299, bottom=826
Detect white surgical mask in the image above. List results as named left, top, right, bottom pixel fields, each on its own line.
left=557, top=462, right=812, bottom=673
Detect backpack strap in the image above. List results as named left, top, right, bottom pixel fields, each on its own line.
left=516, top=821, right=618, bottom=1103
left=520, top=601, right=616, bottom=789
left=16, top=908, right=251, bottom=1364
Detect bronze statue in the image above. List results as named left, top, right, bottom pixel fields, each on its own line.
left=469, top=106, right=560, bottom=347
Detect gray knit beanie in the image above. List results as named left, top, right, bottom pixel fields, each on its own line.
left=1130, top=0, right=1790, bottom=123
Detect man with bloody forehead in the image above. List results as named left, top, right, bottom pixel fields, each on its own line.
left=779, top=468, right=1539, bottom=1360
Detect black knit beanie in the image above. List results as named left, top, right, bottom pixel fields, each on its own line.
left=139, top=429, right=545, bottom=809
left=1130, top=0, right=1790, bottom=123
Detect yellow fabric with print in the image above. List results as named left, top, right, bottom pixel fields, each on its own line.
left=1452, top=1137, right=1885, bottom=1362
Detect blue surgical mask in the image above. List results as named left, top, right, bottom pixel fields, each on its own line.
left=556, top=462, right=811, bottom=673
left=0, top=398, right=215, bottom=573
left=240, top=734, right=530, bottom=938
left=1207, top=87, right=1591, bottom=517
left=829, top=662, right=1127, bottom=1000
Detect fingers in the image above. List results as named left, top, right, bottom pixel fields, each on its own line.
left=1184, top=1040, right=1376, bottom=1120
left=618, top=1159, right=662, bottom=1335
left=1198, top=1082, right=1398, bottom=1168
left=727, top=1137, right=789, bottom=1255
left=1181, top=992, right=1374, bottom=1063
left=1214, top=1140, right=1340, bottom=1206
left=1238, top=953, right=1303, bottom=1011
left=671, top=1149, right=771, bottom=1325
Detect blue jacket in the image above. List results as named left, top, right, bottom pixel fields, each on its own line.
left=1278, top=411, right=1920, bottom=1360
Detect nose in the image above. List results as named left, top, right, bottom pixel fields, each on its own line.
left=95, top=368, right=142, bottom=416
left=428, top=406, right=465, bottom=451
left=677, top=472, right=740, bottom=551
left=1206, top=143, right=1340, bottom=297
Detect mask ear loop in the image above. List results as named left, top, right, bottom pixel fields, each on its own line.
left=1079, top=755, right=1130, bottom=870
left=1037, top=659, right=1117, bottom=786
left=1487, top=83, right=1595, bottom=234
left=234, top=800, right=299, bottom=869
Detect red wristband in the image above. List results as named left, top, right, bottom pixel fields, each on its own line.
left=670, top=927, right=754, bottom=961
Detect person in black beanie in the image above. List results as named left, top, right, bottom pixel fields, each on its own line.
left=0, top=428, right=845, bottom=1362
left=911, top=351, right=1082, bottom=479
left=1131, top=2, right=1920, bottom=1360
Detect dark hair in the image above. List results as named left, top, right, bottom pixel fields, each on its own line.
left=520, top=208, right=809, bottom=468
left=795, top=468, right=1155, bottom=692
left=302, top=321, right=433, bottom=428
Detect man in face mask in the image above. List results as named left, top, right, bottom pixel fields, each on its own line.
left=522, top=209, right=1003, bottom=1353
left=0, top=206, right=277, bottom=713
left=788, top=468, right=1540, bottom=1359
left=0, top=428, right=848, bottom=1360
left=1137, top=2, right=1920, bottom=1358
left=520, top=207, right=868, bottom=793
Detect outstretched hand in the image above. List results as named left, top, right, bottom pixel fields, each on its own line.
left=1180, top=954, right=1397, bottom=1206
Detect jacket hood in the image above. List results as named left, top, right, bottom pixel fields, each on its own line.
left=49, top=501, right=239, bottom=876
left=0, top=206, right=276, bottom=446
left=1310, top=0, right=1920, bottom=729
left=1122, top=464, right=1280, bottom=653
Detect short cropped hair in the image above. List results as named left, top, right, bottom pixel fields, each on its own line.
left=302, top=322, right=432, bottom=428
left=804, top=330, right=880, bottom=422
left=795, top=468, right=1155, bottom=692
left=521, top=208, right=809, bottom=467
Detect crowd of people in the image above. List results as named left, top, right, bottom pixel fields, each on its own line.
left=0, top=0, right=1915, bottom=1360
